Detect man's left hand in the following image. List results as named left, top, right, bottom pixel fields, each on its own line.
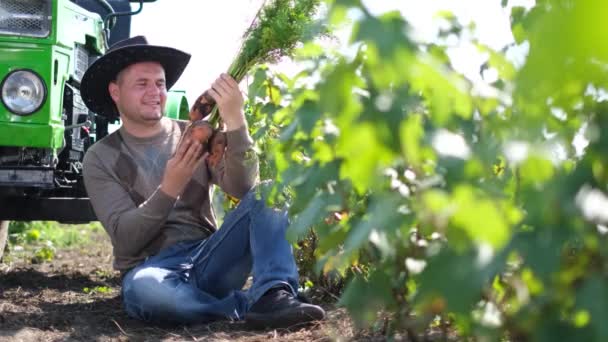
left=208, top=73, right=246, bottom=131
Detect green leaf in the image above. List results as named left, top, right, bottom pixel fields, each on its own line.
left=510, top=230, right=567, bottom=281
left=25, top=229, right=41, bottom=242
left=400, top=113, right=425, bottom=166
left=248, top=67, right=269, bottom=102
left=532, top=311, right=593, bottom=342
left=279, top=120, right=298, bottom=142
left=296, top=100, right=321, bottom=134
left=287, top=191, right=341, bottom=242
left=478, top=44, right=516, bottom=81
left=520, top=155, right=555, bottom=186
left=295, top=41, right=325, bottom=59
left=416, top=249, right=487, bottom=315
left=318, top=59, right=363, bottom=121
left=577, top=276, right=608, bottom=339
left=317, top=225, right=348, bottom=254
left=339, top=267, right=396, bottom=327
left=515, top=0, right=608, bottom=109
left=291, top=161, right=341, bottom=212
left=343, top=193, right=403, bottom=254
left=451, top=185, right=512, bottom=248
left=337, top=123, right=394, bottom=194
left=409, top=56, right=472, bottom=125
left=352, top=11, right=412, bottom=59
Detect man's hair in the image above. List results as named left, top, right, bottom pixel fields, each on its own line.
left=112, top=67, right=128, bottom=86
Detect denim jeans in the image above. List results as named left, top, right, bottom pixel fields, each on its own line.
left=121, top=188, right=299, bottom=325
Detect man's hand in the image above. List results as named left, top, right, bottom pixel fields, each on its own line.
left=208, top=73, right=246, bottom=131
left=160, top=138, right=206, bottom=198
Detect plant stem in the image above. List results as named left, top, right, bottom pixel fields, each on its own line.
left=207, top=62, right=255, bottom=126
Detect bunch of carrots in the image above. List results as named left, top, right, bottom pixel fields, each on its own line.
left=184, top=0, right=322, bottom=166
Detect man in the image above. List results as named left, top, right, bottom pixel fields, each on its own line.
left=80, top=36, right=325, bottom=328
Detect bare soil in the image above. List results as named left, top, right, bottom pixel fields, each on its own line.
left=0, top=231, right=392, bottom=341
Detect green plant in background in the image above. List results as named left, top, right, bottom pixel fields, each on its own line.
left=7, top=221, right=103, bottom=262
left=83, top=286, right=112, bottom=295
left=242, top=0, right=608, bottom=339
left=32, top=243, right=56, bottom=264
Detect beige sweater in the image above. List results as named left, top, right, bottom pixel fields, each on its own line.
left=83, top=117, right=258, bottom=271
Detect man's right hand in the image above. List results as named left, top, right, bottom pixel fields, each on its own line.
left=160, top=138, right=206, bottom=198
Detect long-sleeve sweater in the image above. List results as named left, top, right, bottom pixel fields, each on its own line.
left=82, top=117, right=259, bottom=271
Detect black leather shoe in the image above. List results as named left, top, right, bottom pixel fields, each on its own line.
left=245, top=286, right=326, bottom=329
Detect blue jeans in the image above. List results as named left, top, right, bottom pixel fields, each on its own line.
left=121, top=188, right=299, bottom=325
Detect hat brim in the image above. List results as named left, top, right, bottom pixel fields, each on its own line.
left=80, top=44, right=191, bottom=120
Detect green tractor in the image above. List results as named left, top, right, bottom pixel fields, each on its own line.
left=0, top=0, right=190, bottom=259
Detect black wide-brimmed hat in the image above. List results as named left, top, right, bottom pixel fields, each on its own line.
left=80, top=35, right=191, bottom=120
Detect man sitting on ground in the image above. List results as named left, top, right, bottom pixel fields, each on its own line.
left=81, top=36, right=325, bottom=328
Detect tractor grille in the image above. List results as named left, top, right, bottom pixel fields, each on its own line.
left=73, top=44, right=89, bottom=82
left=0, top=0, right=51, bottom=38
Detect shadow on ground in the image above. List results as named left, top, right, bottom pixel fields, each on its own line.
left=0, top=255, right=349, bottom=341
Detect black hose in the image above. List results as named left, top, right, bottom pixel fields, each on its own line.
left=104, top=0, right=144, bottom=31
left=94, top=0, right=115, bottom=18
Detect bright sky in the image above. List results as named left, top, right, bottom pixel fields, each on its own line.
left=130, top=0, right=535, bottom=105
left=130, top=0, right=266, bottom=105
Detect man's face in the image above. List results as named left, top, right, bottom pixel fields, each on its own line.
left=108, top=61, right=167, bottom=125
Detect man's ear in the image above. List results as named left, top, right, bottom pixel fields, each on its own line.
left=108, top=81, right=119, bottom=103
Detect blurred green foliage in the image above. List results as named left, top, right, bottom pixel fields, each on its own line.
left=242, top=0, right=608, bottom=339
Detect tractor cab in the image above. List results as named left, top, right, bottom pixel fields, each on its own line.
left=72, top=0, right=134, bottom=46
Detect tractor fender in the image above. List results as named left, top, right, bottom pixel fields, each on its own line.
left=165, top=90, right=190, bottom=121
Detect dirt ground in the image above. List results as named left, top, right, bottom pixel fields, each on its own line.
left=0, top=231, right=396, bottom=342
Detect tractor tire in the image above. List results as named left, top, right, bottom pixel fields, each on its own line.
left=0, top=221, right=8, bottom=261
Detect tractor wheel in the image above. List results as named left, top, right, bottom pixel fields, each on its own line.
left=0, top=221, right=9, bottom=261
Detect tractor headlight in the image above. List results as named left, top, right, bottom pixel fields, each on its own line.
left=1, top=70, right=47, bottom=116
